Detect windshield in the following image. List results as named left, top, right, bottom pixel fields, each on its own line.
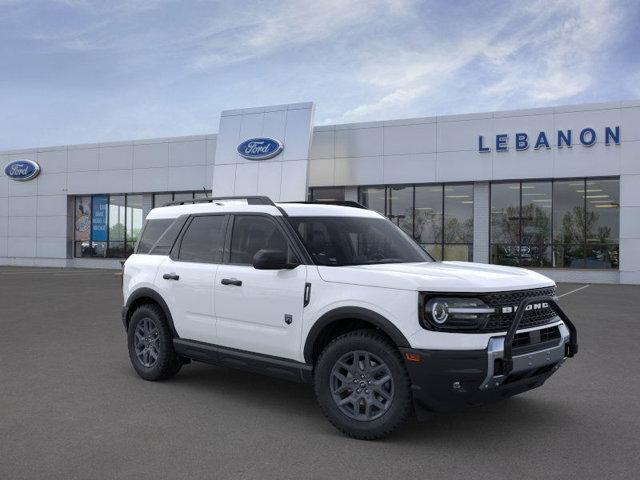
left=288, top=216, right=433, bottom=266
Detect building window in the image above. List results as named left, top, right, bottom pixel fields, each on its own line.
left=73, top=193, right=145, bottom=259
left=490, top=178, right=619, bottom=269
left=309, top=187, right=345, bottom=202
left=359, top=183, right=474, bottom=261
left=152, top=191, right=210, bottom=207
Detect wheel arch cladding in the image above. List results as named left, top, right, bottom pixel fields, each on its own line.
left=124, top=288, right=178, bottom=337
left=304, top=307, right=410, bottom=364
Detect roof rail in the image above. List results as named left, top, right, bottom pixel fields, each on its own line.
left=164, top=196, right=276, bottom=207
left=282, top=200, right=368, bottom=209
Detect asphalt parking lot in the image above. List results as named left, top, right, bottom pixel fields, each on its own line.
left=1, top=267, right=639, bottom=479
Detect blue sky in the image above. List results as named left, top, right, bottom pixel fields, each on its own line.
left=1, top=0, right=639, bottom=150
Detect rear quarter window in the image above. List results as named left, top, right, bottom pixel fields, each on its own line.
left=136, top=219, right=173, bottom=254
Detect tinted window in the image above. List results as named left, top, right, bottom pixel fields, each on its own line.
left=290, top=216, right=431, bottom=266
left=178, top=215, right=226, bottom=263
left=230, top=216, right=291, bottom=265
left=137, top=219, right=173, bottom=254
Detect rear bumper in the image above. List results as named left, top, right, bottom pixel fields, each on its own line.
left=400, top=322, right=571, bottom=419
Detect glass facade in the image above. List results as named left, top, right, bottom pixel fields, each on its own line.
left=74, top=193, right=144, bottom=258
left=309, top=187, right=346, bottom=202
left=152, top=191, right=210, bottom=207
left=491, top=178, right=619, bottom=269
left=359, top=184, right=473, bottom=261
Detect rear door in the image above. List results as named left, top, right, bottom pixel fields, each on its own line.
left=214, top=214, right=307, bottom=360
left=159, top=214, right=228, bottom=344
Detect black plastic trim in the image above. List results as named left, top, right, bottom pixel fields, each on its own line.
left=123, top=287, right=178, bottom=337
left=503, top=296, right=578, bottom=374
left=173, top=338, right=313, bottom=383
left=303, top=307, right=411, bottom=363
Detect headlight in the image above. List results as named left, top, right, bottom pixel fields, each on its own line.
left=424, top=297, right=494, bottom=330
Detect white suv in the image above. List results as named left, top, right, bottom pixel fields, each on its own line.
left=122, top=196, right=577, bottom=439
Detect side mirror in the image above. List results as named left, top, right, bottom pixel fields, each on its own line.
left=252, top=249, right=297, bottom=270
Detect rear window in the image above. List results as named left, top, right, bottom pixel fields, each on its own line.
left=136, top=219, right=173, bottom=254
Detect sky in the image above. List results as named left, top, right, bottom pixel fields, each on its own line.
left=1, top=0, right=639, bottom=150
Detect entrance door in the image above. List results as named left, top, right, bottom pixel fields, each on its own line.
left=214, top=214, right=307, bottom=360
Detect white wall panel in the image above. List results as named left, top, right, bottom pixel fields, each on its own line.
left=383, top=153, right=436, bottom=185
left=68, top=147, right=99, bottom=172
left=37, top=149, right=67, bottom=173
left=167, top=165, right=207, bottom=191
left=99, top=144, right=133, bottom=170
left=37, top=173, right=67, bottom=196
left=335, top=127, right=382, bottom=158
left=309, top=130, right=334, bottom=159
left=7, top=237, right=36, bottom=257
left=36, top=237, right=67, bottom=258
left=169, top=140, right=206, bottom=167
left=37, top=216, right=67, bottom=237
left=133, top=167, right=169, bottom=192
left=134, top=142, right=169, bottom=169
left=334, top=156, right=383, bottom=186
left=8, top=196, right=37, bottom=216
left=383, top=123, right=436, bottom=155
left=8, top=217, right=36, bottom=237
left=37, top=195, right=67, bottom=217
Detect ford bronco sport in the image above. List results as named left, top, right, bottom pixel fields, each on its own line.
left=122, top=196, right=577, bottom=439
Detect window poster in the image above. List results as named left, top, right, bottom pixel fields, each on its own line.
left=74, top=196, right=91, bottom=242
left=91, top=195, right=108, bottom=242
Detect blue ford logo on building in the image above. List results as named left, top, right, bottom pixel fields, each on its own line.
left=4, top=159, right=41, bottom=181
left=237, top=138, right=283, bottom=160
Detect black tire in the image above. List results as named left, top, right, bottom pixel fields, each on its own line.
left=127, top=303, right=182, bottom=381
left=314, top=329, right=412, bottom=440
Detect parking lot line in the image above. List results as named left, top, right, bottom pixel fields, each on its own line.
left=557, top=284, right=590, bottom=298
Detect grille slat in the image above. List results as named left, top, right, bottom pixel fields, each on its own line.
left=480, top=287, right=558, bottom=332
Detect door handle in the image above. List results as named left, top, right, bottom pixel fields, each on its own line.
left=163, top=273, right=180, bottom=281
left=221, top=278, right=242, bottom=286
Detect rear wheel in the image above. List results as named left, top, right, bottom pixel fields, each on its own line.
left=314, top=330, right=412, bottom=440
left=127, top=304, right=181, bottom=381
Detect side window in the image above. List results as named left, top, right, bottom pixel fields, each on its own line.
left=136, top=219, right=173, bottom=254
left=177, top=215, right=226, bottom=263
left=229, top=216, right=291, bottom=265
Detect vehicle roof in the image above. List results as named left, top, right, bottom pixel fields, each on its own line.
left=145, top=200, right=383, bottom=220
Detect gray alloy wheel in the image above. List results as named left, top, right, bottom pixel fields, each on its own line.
left=133, top=317, right=161, bottom=368
left=330, top=350, right=395, bottom=421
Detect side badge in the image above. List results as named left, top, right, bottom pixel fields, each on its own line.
left=284, top=314, right=293, bottom=325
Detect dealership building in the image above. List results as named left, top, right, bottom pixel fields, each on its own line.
left=1, top=100, right=639, bottom=284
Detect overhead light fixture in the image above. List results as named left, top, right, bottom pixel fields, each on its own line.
left=585, top=195, right=609, bottom=199
left=461, top=201, right=474, bottom=204
left=576, top=189, right=603, bottom=193
left=594, top=204, right=618, bottom=208
left=446, top=195, right=470, bottom=199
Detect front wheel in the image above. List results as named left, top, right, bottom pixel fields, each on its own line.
left=314, top=330, right=412, bottom=440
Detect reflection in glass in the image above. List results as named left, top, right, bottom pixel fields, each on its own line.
left=553, top=180, right=585, bottom=245
left=126, top=194, right=143, bottom=254
left=153, top=193, right=173, bottom=208
left=585, top=178, right=619, bottom=244
left=359, top=187, right=386, bottom=215
left=414, top=185, right=442, bottom=244
left=444, top=184, right=473, bottom=244
left=387, top=186, right=413, bottom=236
left=520, top=181, right=552, bottom=267
left=491, top=183, right=520, bottom=245
left=310, top=187, right=346, bottom=202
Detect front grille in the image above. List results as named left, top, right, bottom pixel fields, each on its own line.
left=481, top=287, right=558, bottom=332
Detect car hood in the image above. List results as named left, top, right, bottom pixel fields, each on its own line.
left=316, top=261, right=555, bottom=293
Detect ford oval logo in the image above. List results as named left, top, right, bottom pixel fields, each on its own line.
left=237, top=137, right=283, bottom=160
left=4, top=159, right=41, bottom=181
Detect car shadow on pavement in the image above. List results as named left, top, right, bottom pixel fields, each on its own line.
left=123, top=360, right=576, bottom=443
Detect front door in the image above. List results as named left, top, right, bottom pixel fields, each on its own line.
left=214, top=214, right=307, bottom=360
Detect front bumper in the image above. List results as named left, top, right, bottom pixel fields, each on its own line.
left=400, top=322, right=571, bottom=419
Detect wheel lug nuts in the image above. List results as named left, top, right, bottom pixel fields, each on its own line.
left=356, top=389, right=361, bottom=393
left=365, top=389, right=370, bottom=394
